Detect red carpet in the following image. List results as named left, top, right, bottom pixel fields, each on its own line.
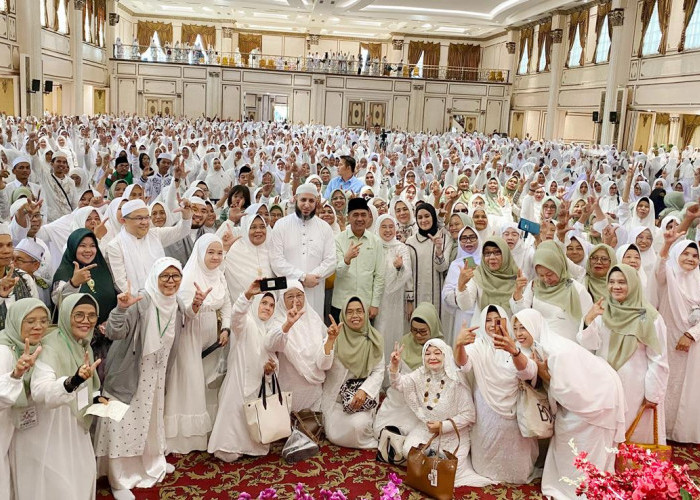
left=96, top=441, right=700, bottom=499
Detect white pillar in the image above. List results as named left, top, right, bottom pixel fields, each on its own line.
left=71, top=0, right=85, bottom=115
left=106, top=0, right=117, bottom=58
left=545, top=15, right=566, bottom=140
left=17, top=0, right=43, bottom=116
left=600, top=7, right=626, bottom=145
left=669, top=114, right=682, bottom=147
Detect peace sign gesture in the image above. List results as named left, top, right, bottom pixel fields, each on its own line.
left=389, top=341, right=404, bottom=373
left=71, top=261, right=98, bottom=287
left=344, top=241, right=363, bottom=265
left=282, top=306, right=304, bottom=333
left=0, top=265, right=18, bottom=298
left=429, top=232, right=444, bottom=258
left=327, top=315, right=343, bottom=342
left=117, top=281, right=142, bottom=309
left=78, top=350, right=101, bottom=381
left=192, top=282, right=212, bottom=310
left=585, top=298, right=605, bottom=325
left=12, top=339, right=42, bottom=379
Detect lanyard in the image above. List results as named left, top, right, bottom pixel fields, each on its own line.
left=156, top=308, right=172, bottom=338
left=59, top=329, right=85, bottom=370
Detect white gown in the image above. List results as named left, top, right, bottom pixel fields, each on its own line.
left=0, top=346, right=22, bottom=500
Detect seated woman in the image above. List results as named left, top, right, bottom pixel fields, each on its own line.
left=512, top=309, right=626, bottom=500
left=265, top=280, right=336, bottom=412
left=27, top=294, right=103, bottom=500
left=0, top=299, right=52, bottom=500
left=511, top=240, right=593, bottom=341
left=374, top=303, right=444, bottom=436
left=388, top=338, right=491, bottom=487
left=578, top=263, right=668, bottom=444
left=208, top=280, right=277, bottom=462
left=454, top=304, right=538, bottom=484
left=321, top=297, right=384, bottom=449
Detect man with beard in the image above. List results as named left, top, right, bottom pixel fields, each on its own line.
left=269, top=183, right=336, bottom=316
left=164, top=196, right=213, bottom=266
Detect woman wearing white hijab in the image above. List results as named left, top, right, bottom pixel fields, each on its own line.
left=512, top=309, right=626, bottom=500
left=164, top=234, right=231, bottom=454
left=388, top=338, right=492, bottom=487
left=501, top=222, right=534, bottom=280
left=373, top=214, right=412, bottom=368
left=264, top=280, right=336, bottom=412
left=99, top=197, right=125, bottom=248
left=223, top=214, right=272, bottom=301
left=208, top=280, right=278, bottom=462
left=202, top=156, right=233, bottom=202
left=659, top=236, right=700, bottom=442
left=454, top=304, right=538, bottom=483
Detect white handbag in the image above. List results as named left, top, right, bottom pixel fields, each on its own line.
left=244, top=374, right=293, bottom=444
left=516, top=380, right=554, bottom=439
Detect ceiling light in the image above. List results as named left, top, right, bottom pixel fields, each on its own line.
left=340, top=0, right=362, bottom=7
left=252, top=12, right=289, bottom=19
left=421, top=23, right=432, bottom=29
left=362, top=5, right=490, bottom=18
left=202, top=6, right=213, bottom=12
left=161, top=5, right=194, bottom=12
left=333, top=31, right=376, bottom=37
left=353, top=20, right=382, bottom=27
left=435, top=26, right=465, bottom=33
left=246, top=24, right=297, bottom=31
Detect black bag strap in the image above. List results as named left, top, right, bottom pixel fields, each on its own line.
left=51, top=173, right=74, bottom=211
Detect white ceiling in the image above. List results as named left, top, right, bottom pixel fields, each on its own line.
left=120, top=0, right=592, bottom=39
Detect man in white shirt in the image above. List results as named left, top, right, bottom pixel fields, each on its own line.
left=269, top=184, right=336, bottom=317
left=26, top=134, right=77, bottom=222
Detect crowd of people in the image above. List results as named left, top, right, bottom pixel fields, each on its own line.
left=0, top=113, right=698, bottom=500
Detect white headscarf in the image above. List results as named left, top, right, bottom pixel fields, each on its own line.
left=179, top=233, right=227, bottom=308
left=239, top=292, right=278, bottom=397
left=224, top=214, right=272, bottom=300
left=664, top=240, right=700, bottom=333
left=143, top=257, right=182, bottom=357
left=70, top=206, right=100, bottom=232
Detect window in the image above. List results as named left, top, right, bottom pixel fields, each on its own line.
left=40, top=0, right=47, bottom=27
left=0, top=0, right=6, bottom=12
left=538, top=38, right=547, bottom=71
left=568, top=24, right=583, bottom=67
left=518, top=39, right=529, bottom=74
left=642, top=1, right=662, bottom=55
left=57, top=0, right=70, bottom=34
left=685, top=3, right=700, bottom=49
left=84, top=9, right=92, bottom=43
left=595, top=15, right=611, bottom=62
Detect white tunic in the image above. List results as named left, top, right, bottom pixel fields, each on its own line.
left=0, top=346, right=22, bottom=500
left=269, top=214, right=337, bottom=317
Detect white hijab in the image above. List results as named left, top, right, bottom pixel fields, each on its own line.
left=179, top=233, right=227, bottom=309
left=238, top=292, right=278, bottom=397
left=70, top=206, right=100, bottom=232
left=224, top=214, right=272, bottom=300
left=143, top=257, right=182, bottom=357
left=664, top=240, right=700, bottom=333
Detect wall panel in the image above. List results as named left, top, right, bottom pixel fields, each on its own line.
left=324, top=91, right=343, bottom=127
left=221, top=84, right=241, bottom=120
left=183, top=82, right=206, bottom=117
left=292, top=89, right=311, bottom=123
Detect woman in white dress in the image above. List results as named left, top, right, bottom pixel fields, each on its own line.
left=388, top=338, right=491, bottom=487
left=512, top=308, right=626, bottom=500
left=454, top=304, right=538, bottom=484
left=658, top=235, right=700, bottom=442
left=373, top=214, right=411, bottom=365
left=26, top=294, right=102, bottom=500
left=208, top=280, right=277, bottom=461
left=164, top=234, right=231, bottom=454
left=95, top=257, right=202, bottom=500
left=578, top=263, right=668, bottom=444
left=0, top=299, right=52, bottom=500
left=511, top=240, right=593, bottom=341
left=501, top=222, right=534, bottom=280
left=264, top=280, right=335, bottom=412
left=224, top=214, right=272, bottom=301
left=321, top=297, right=384, bottom=449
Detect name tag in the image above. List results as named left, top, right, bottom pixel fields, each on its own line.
left=14, top=406, right=38, bottom=430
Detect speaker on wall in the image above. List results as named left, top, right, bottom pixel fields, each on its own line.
left=592, top=111, right=599, bottom=123
left=44, top=80, right=53, bottom=93
left=609, top=111, right=618, bottom=123
left=31, top=79, right=40, bottom=92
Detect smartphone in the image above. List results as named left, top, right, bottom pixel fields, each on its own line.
left=464, top=256, right=477, bottom=269
left=260, top=276, right=287, bottom=292
left=497, top=318, right=507, bottom=333
left=518, top=218, right=540, bottom=236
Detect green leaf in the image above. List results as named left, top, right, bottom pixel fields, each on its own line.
left=681, top=489, right=692, bottom=500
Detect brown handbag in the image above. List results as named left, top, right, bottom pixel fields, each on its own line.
left=615, top=404, right=672, bottom=471
left=291, top=409, right=324, bottom=444
left=405, top=419, right=460, bottom=500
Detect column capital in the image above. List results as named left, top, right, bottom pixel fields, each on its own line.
left=669, top=114, right=681, bottom=123
left=609, top=9, right=624, bottom=27
left=74, top=0, right=86, bottom=9
left=505, top=41, right=516, bottom=54
left=551, top=29, right=563, bottom=44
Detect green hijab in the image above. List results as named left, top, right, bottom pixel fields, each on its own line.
left=541, top=196, right=561, bottom=220
left=663, top=192, right=686, bottom=214
left=336, top=297, right=383, bottom=379
left=10, top=186, right=33, bottom=205
left=603, top=264, right=660, bottom=371
left=473, top=237, right=518, bottom=313
left=532, top=241, right=582, bottom=320
left=0, top=298, right=52, bottom=407
left=39, top=294, right=100, bottom=429
left=585, top=244, right=617, bottom=302
left=455, top=175, right=472, bottom=203
left=483, top=179, right=503, bottom=214
left=400, top=302, right=444, bottom=370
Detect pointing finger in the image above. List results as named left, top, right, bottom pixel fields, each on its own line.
left=328, top=314, right=337, bottom=327
left=90, top=359, right=102, bottom=371
left=85, top=264, right=98, bottom=270
left=194, top=282, right=202, bottom=292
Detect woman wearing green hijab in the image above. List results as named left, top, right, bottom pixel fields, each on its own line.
left=512, top=240, right=593, bottom=342
left=578, top=264, right=668, bottom=443
left=0, top=298, right=51, bottom=500
left=373, top=302, right=444, bottom=437
left=585, top=244, right=617, bottom=302
left=455, top=237, right=519, bottom=317
left=12, top=294, right=101, bottom=500
left=321, top=297, right=384, bottom=449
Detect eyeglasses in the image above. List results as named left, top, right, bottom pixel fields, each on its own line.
left=158, top=273, right=182, bottom=283
left=453, top=209, right=468, bottom=214
left=284, top=293, right=305, bottom=301
left=483, top=250, right=502, bottom=258
left=411, top=327, right=430, bottom=336
left=125, top=215, right=150, bottom=222
left=460, top=235, right=478, bottom=243
left=13, top=257, right=37, bottom=265
left=590, top=256, right=611, bottom=264
left=72, top=312, right=98, bottom=323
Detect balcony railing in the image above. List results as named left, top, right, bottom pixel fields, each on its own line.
left=112, top=44, right=509, bottom=83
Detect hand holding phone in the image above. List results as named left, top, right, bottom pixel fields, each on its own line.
left=464, top=256, right=477, bottom=269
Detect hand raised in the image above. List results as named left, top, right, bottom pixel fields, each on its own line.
left=71, top=261, right=98, bottom=287
left=389, top=341, right=404, bottom=371
left=457, top=265, right=474, bottom=291
left=193, top=282, right=213, bottom=308
left=117, top=281, right=142, bottom=308
left=514, top=269, right=528, bottom=295
left=78, top=350, right=101, bottom=380
left=456, top=322, right=478, bottom=348
left=12, top=339, right=42, bottom=379
left=327, top=315, right=343, bottom=341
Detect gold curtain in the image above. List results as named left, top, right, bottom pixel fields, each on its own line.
left=518, top=27, right=534, bottom=73
left=638, top=0, right=669, bottom=56
left=657, top=0, right=670, bottom=55
left=408, top=41, right=440, bottom=78
left=137, top=21, right=173, bottom=48
left=593, top=2, right=612, bottom=61
left=447, top=43, right=481, bottom=80
left=360, top=43, right=382, bottom=60
left=96, top=0, right=106, bottom=47
left=181, top=24, right=217, bottom=49
left=238, top=33, right=262, bottom=56
left=567, top=10, right=588, bottom=67
left=681, top=114, right=700, bottom=147
left=679, top=0, right=699, bottom=51
left=537, top=21, right=552, bottom=71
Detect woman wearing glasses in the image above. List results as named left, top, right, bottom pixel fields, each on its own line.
left=20, top=294, right=102, bottom=500
left=584, top=244, right=617, bottom=302
left=94, top=257, right=202, bottom=500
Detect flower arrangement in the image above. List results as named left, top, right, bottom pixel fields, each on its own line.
left=573, top=442, right=700, bottom=499
left=236, top=473, right=403, bottom=500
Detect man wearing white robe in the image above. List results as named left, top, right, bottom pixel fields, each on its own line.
left=269, top=185, right=336, bottom=316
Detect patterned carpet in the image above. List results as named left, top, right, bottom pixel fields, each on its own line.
left=96, top=441, right=700, bottom=499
